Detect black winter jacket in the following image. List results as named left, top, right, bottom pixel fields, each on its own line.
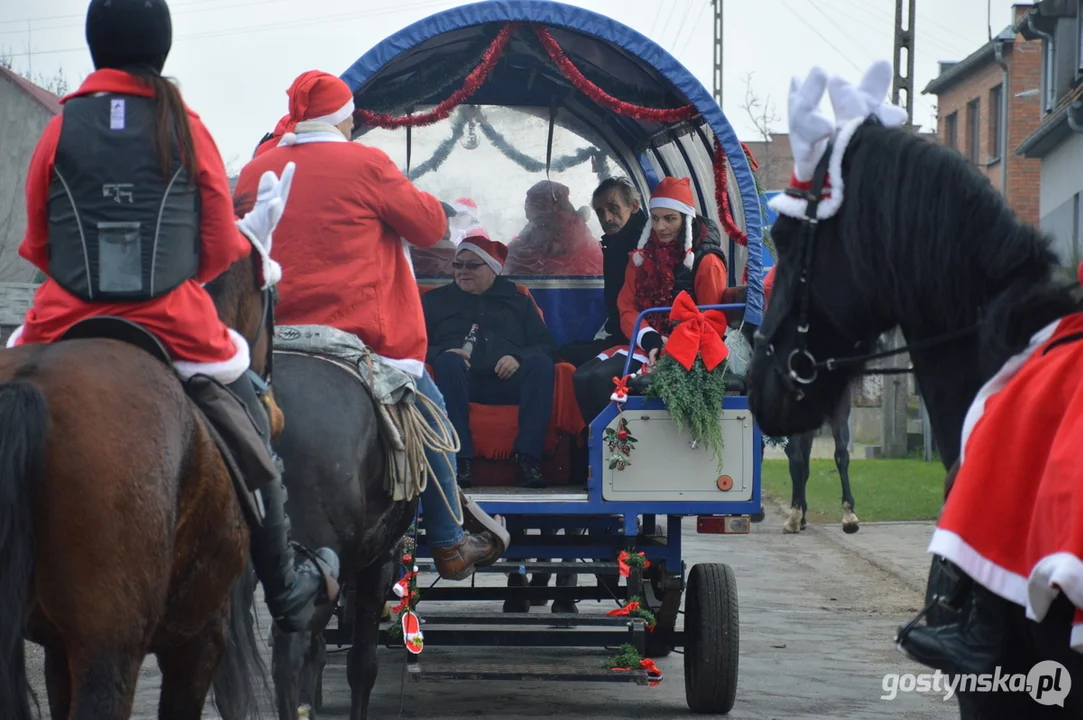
left=422, top=276, right=557, bottom=377
left=600, top=211, right=648, bottom=341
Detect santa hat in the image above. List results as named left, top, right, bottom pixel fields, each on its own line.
left=279, top=70, right=355, bottom=146
left=767, top=60, right=907, bottom=221
left=457, top=231, right=507, bottom=274
left=447, top=196, right=484, bottom=246
left=633, top=176, right=696, bottom=270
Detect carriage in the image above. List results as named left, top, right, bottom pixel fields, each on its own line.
left=312, top=1, right=768, bottom=714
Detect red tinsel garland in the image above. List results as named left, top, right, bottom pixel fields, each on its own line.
left=353, top=22, right=518, bottom=129
left=712, top=136, right=748, bottom=248
left=532, top=26, right=699, bottom=124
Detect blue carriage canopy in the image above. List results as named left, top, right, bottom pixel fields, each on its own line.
left=340, top=0, right=765, bottom=329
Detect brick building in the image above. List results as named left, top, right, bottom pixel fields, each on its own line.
left=921, top=4, right=1043, bottom=226
left=1015, top=0, right=1083, bottom=268
left=741, top=133, right=795, bottom=193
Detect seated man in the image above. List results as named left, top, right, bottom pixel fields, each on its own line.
left=423, top=230, right=558, bottom=489
left=557, top=176, right=647, bottom=367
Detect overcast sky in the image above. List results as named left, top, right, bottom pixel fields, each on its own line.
left=1, top=0, right=1029, bottom=173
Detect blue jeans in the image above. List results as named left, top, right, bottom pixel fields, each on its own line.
left=414, top=369, right=465, bottom=548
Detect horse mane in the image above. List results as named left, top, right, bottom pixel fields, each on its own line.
left=836, top=120, right=1080, bottom=373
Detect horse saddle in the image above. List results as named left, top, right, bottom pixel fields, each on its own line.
left=57, top=316, right=265, bottom=527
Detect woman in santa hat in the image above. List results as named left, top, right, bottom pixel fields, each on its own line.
left=11, top=0, right=340, bottom=633
left=571, top=176, right=729, bottom=424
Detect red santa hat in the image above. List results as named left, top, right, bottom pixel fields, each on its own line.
left=633, top=176, right=695, bottom=270
left=457, top=230, right=507, bottom=274
left=279, top=70, right=355, bottom=145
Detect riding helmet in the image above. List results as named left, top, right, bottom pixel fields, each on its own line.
left=85, top=0, right=173, bottom=73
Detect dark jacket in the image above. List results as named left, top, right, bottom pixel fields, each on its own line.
left=422, top=276, right=557, bottom=377
left=600, top=211, right=648, bottom=341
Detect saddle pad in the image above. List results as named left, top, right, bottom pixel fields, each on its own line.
left=273, top=324, right=417, bottom=405
left=929, top=312, right=1083, bottom=651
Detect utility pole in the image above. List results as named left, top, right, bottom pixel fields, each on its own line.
left=880, top=0, right=917, bottom=459
left=712, top=0, right=722, bottom=107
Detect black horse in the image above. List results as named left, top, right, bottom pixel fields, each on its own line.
left=781, top=395, right=856, bottom=534
left=267, top=351, right=415, bottom=720
left=746, top=116, right=1083, bottom=719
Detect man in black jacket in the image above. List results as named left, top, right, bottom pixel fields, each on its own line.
left=423, top=231, right=557, bottom=489
left=557, top=177, right=648, bottom=367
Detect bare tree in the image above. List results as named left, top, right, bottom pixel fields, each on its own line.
left=739, top=72, right=782, bottom=256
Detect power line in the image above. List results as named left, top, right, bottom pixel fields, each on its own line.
left=666, top=0, right=697, bottom=55
left=777, top=0, right=864, bottom=74
left=671, top=1, right=711, bottom=57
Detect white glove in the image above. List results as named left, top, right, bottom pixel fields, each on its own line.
left=236, top=161, right=295, bottom=289
left=236, top=161, right=296, bottom=255
left=785, top=67, right=835, bottom=183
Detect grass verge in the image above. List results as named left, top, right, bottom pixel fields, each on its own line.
left=761, top=458, right=945, bottom=524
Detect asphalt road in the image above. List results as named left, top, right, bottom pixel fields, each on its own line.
left=24, top=505, right=956, bottom=719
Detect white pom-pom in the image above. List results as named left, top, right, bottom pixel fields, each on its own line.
left=279, top=132, right=298, bottom=146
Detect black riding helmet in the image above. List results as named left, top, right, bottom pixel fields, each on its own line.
left=85, top=0, right=173, bottom=74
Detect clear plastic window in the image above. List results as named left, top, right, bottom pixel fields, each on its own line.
left=97, top=221, right=143, bottom=293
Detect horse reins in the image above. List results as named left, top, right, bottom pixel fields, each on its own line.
left=245, top=284, right=278, bottom=401
left=755, top=119, right=977, bottom=402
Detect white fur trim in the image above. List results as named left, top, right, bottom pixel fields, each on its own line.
left=457, top=242, right=502, bottom=274
left=928, top=530, right=1083, bottom=651
left=636, top=326, right=661, bottom=350
left=766, top=115, right=863, bottom=221
left=277, top=130, right=347, bottom=147
left=682, top=215, right=694, bottom=270
left=649, top=196, right=696, bottom=217
left=632, top=219, right=652, bottom=265
left=307, top=98, right=354, bottom=127
left=172, top=329, right=251, bottom=384
left=958, top=318, right=1059, bottom=464
left=600, top=347, right=651, bottom=364
left=279, top=132, right=297, bottom=146
left=5, top=325, right=24, bottom=348
left=381, top=355, right=424, bottom=379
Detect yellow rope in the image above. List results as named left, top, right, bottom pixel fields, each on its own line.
left=387, top=391, right=464, bottom=525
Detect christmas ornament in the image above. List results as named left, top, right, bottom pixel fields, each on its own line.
left=617, top=550, right=650, bottom=578
left=401, top=610, right=424, bottom=654
left=604, top=416, right=637, bottom=470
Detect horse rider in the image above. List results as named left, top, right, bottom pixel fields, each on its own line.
left=235, top=69, right=508, bottom=580
left=10, top=0, right=339, bottom=634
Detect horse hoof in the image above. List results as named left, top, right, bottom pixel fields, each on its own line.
left=843, top=522, right=860, bottom=534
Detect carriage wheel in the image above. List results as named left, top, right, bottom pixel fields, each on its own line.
left=683, top=563, right=739, bottom=714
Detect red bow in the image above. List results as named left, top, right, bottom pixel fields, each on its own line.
left=610, top=375, right=631, bottom=403
left=662, top=291, right=730, bottom=371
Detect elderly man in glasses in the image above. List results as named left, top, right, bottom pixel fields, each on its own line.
left=422, top=228, right=558, bottom=489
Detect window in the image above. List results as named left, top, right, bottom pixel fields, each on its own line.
left=989, top=84, right=1003, bottom=160
left=966, top=98, right=981, bottom=164
left=944, top=111, right=958, bottom=150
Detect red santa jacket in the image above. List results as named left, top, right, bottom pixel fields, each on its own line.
left=13, top=69, right=250, bottom=364
left=235, top=132, right=446, bottom=377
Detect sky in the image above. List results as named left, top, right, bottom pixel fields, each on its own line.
left=0, top=0, right=1031, bottom=175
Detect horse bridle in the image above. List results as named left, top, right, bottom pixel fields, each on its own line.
left=755, top=121, right=976, bottom=402
left=245, top=284, right=278, bottom=402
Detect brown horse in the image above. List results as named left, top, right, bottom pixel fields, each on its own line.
left=0, top=243, right=275, bottom=720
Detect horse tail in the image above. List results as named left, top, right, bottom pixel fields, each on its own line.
left=212, top=561, right=271, bottom=719
left=0, top=379, right=50, bottom=720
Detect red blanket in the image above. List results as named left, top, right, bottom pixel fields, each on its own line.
left=929, top=312, right=1083, bottom=651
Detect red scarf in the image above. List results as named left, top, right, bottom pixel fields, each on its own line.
left=633, top=235, right=685, bottom=336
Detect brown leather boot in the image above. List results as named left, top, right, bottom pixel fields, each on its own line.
left=459, top=489, right=510, bottom=562
left=432, top=531, right=503, bottom=581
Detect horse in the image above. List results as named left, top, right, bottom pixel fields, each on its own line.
left=0, top=241, right=275, bottom=720
left=781, top=393, right=856, bottom=534
left=264, top=349, right=416, bottom=720
left=745, top=114, right=1083, bottom=718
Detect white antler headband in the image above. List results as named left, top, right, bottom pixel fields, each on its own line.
left=768, top=59, right=907, bottom=221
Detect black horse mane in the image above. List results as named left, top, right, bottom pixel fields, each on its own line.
left=836, top=119, right=1080, bottom=373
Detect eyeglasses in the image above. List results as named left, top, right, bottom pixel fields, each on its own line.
left=451, top=261, right=487, bottom=270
